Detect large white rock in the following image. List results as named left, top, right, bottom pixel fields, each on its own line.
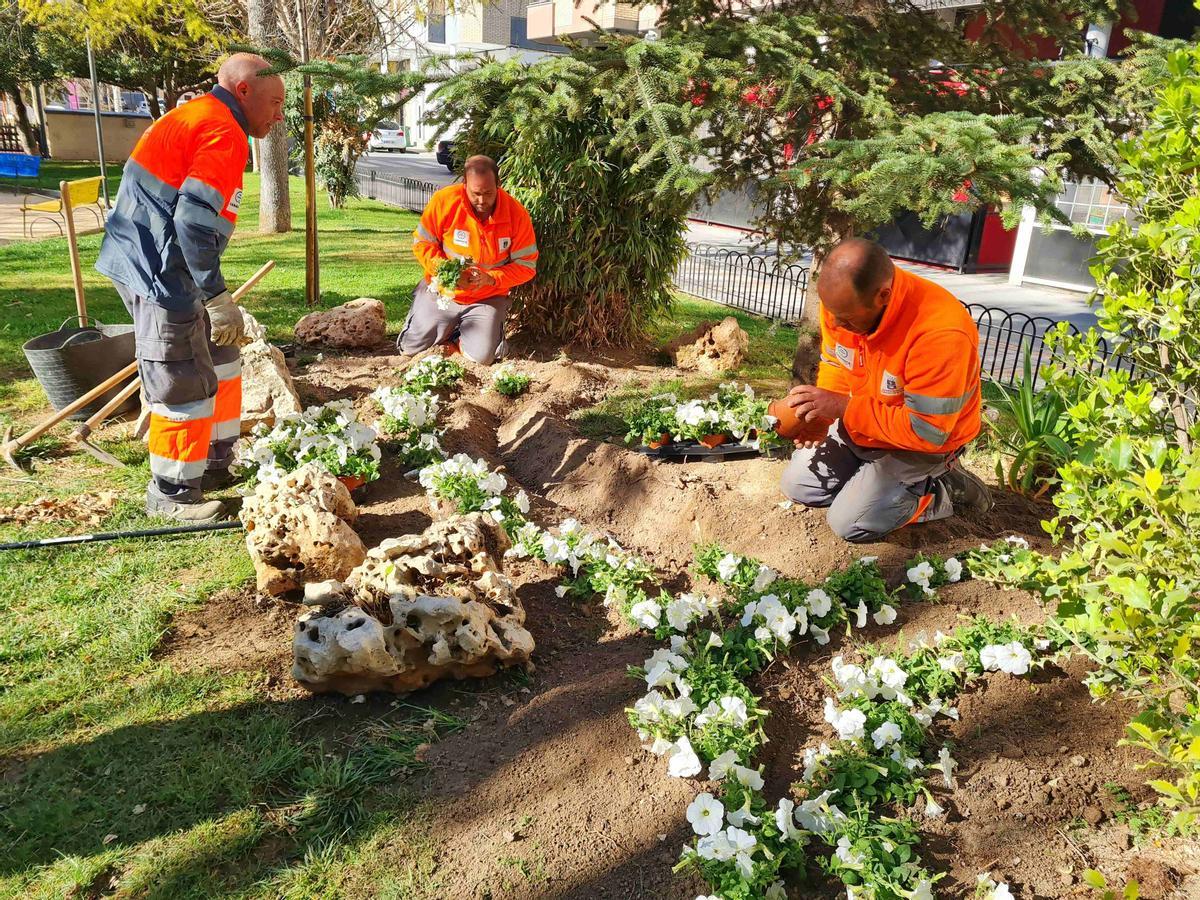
left=240, top=464, right=367, bottom=596
left=240, top=340, right=301, bottom=432
left=292, top=513, right=534, bottom=694
left=294, top=298, right=387, bottom=349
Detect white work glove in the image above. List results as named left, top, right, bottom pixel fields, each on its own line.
left=206, top=290, right=245, bottom=347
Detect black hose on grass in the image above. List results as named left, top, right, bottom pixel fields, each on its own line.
left=0, top=520, right=243, bottom=551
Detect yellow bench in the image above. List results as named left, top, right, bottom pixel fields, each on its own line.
left=22, top=176, right=107, bottom=238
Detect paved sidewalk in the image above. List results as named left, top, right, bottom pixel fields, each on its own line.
left=682, top=220, right=1098, bottom=330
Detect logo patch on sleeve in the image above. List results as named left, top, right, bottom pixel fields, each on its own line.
left=498, top=236, right=511, bottom=251
left=834, top=344, right=854, bottom=369
left=226, top=188, right=243, bottom=215
left=452, top=228, right=470, bottom=247
left=880, top=370, right=902, bottom=396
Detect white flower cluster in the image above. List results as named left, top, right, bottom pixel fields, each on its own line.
left=976, top=873, right=1015, bottom=900
left=236, top=398, right=381, bottom=481
left=417, top=453, right=529, bottom=524
left=667, top=383, right=778, bottom=445
left=905, top=555, right=963, bottom=597
left=372, top=386, right=439, bottom=433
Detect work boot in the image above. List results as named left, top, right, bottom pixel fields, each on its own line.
left=145, top=485, right=227, bottom=523
left=201, top=467, right=238, bottom=491
left=940, top=463, right=995, bottom=515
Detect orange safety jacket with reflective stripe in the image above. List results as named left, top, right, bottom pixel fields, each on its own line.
left=816, top=266, right=981, bottom=454
left=412, top=184, right=538, bottom=304
left=96, top=87, right=249, bottom=309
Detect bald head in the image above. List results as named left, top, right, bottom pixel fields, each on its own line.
left=816, top=238, right=896, bottom=334
left=463, top=155, right=499, bottom=219
left=217, top=53, right=285, bottom=139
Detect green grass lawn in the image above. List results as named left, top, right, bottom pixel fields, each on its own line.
left=0, top=174, right=796, bottom=897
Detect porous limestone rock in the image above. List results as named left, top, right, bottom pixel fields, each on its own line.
left=292, top=513, right=534, bottom=694
left=241, top=463, right=367, bottom=595
left=667, top=316, right=749, bottom=375
left=240, top=339, right=301, bottom=432
left=294, top=298, right=387, bottom=349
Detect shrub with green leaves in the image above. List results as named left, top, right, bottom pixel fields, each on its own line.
left=1017, top=41, right=1200, bottom=830
left=490, top=365, right=532, bottom=397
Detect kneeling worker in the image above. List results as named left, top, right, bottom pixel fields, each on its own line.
left=400, top=155, right=538, bottom=364
left=95, top=53, right=285, bottom=523
left=780, top=238, right=992, bottom=543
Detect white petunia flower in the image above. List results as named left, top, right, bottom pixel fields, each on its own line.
left=938, top=651, right=966, bottom=673
left=752, top=564, right=778, bottom=593
left=853, top=601, right=868, bottom=629
left=716, top=553, right=742, bottom=582
left=630, top=599, right=663, bottom=630
left=765, top=881, right=787, bottom=900
left=725, top=800, right=760, bottom=828
left=907, top=560, right=935, bottom=586
left=1004, top=535, right=1030, bottom=549
left=731, top=764, right=764, bottom=790
left=801, top=743, right=832, bottom=782
left=925, top=796, right=945, bottom=817
left=908, top=879, right=936, bottom=900
left=810, top=624, right=831, bottom=646
left=934, top=746, right=957, bottom=789
left=834, top=836, right=864, bottom=869
left=980, top=641, right=1032, bottom=675
left=871, top=720, right=902, bottom=749
left=823, top=697, right=867, bottom=742
left=944, top=556, right=963, bottom=582
left=666, top=736, right=702, bottom=778
left=873, top=604, right=898, bottom=626
left=686, top=791, right=724, bottom=836
left=775, top=798, right=802, bottom=840
left=806, top=588, right=833, bottom=618
left=708, top=749, right=739, bottom=782
left=705, top=632, right=724, bottom=650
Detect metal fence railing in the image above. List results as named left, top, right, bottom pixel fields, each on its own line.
left=356, top=170, right=439, bottom=213
left=673, top=244, right=811, bottom=322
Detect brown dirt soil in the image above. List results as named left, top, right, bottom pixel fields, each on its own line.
left=160, top=347, right=1198, bottom=898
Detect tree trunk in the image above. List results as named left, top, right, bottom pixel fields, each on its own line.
left=6, top=88, right=39, bottom=155
left=145, top=85, right=162, bottom=119
left=248, top=0, right=292, bottom=234
left=790, top=220, right=853, bottom=384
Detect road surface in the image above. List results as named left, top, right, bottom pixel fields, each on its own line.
left=358, top=150, right=456, bottom=187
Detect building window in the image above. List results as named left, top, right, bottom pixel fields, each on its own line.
left=1053, top=179, right=1133, bottom=231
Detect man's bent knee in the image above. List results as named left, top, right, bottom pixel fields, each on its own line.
left=460, top=340, right=499, bottom=365
left=779, top=449, right=835, bottom=508
left=826, top=509, right=888, bottom=544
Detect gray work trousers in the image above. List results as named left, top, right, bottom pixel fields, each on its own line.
left=115, top=282, right=240, bottom=501
left=780, top=420, right=956, bottom=543
left=397, top=281, right=511, bottom=364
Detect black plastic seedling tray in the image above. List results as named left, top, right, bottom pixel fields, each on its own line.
left=636, top=441, right=790, bottom=463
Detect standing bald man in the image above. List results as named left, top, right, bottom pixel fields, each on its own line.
left=97, top=54, right=285, bottom=522
left=402, top=155, right=538, bottom=364
left=779, top=238, right=992, bottom=543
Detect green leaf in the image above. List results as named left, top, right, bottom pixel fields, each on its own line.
left=1083, top=869, right=1108, bottom=890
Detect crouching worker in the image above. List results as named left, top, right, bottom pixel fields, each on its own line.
left=399, top=155, right=538, bottom=364
left=95, top=53, right=285, bottom=523
left=780, top=238, right=992, bottom=543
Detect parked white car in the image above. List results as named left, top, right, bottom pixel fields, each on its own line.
left=368, top=122, right=408, bottom=153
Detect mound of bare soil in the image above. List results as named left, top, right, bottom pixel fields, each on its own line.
left=160, top=348, right=1198, bottom=898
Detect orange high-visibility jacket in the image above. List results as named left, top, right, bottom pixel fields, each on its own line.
left=412, top=184, right=538, bottom=304
left=96, top=87, right=249, bottom=309
left=817, top=265, right=981, bottom=454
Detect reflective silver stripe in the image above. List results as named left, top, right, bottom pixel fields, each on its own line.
left=214, top=359, right=242, bottom=381
left=904, top=386, right=976, bottom=416
left=909, top=412, right=949, bottom=446
left=416, top=224, right=440, bottom=244
left=149, top=396, right=215, bottom=421
left=149, top=453, right=209, bottom=482
left=445, top=246, right=467, bottom=260
left=512, top=259, right=536, bottom=270
left=124, top=159, right=180, bottom=203
left=510, top=243, right=537, bottom=259
left=177, top=197, right=234, bottom=237
left=180, top=176, right=226, bottom=212
left=211, top=419, right=241, bottom=440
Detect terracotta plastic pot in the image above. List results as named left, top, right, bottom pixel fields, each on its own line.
left=699, top=433, right=728, bottom=449
left=338, top=474, right=366, bottom=492
left=647, top=432, right=672, bottom=450
left=767, top=398, right=834, bottom=443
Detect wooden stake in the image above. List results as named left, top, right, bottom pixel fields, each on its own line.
left=61, top=180, right=86, bottom=322
left=298, top=0, right=320, bottom=307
